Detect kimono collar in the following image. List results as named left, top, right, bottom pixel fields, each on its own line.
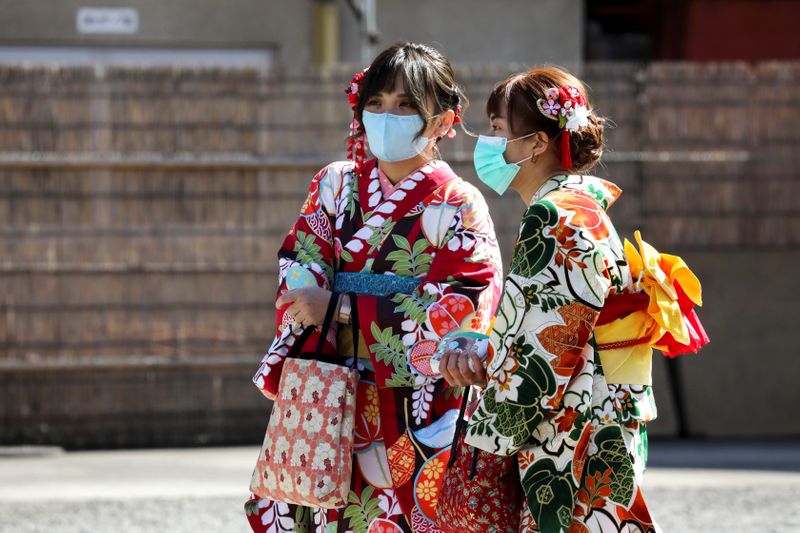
left=530, top=174, right=622, bottom=211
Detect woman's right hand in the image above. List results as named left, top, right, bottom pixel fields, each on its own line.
left=439, top=349, right=488, bottom=388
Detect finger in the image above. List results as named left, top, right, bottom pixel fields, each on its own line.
left=470, top=354, right=489, bottom=387
left=439, top=353, right=455, bottom=384
left=290, top=309, right=305, bottom=326
left=457, top=351, right=474, bottom=380
left=469, top=354, right=484, bottom=378
left=284, top=301, right=304, bottom=319
left=449, top=353, right=469, bottom=387
left=444, top=355, right=464, bottom=387
left=276, top=290, right=297, bottom=309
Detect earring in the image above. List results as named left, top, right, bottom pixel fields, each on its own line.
left=532, top=155, right=539, bottom=165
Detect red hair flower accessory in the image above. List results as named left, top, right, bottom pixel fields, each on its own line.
left=536, top=85, right=591, bottom=169
left=345, top=68, right=369, bottom=177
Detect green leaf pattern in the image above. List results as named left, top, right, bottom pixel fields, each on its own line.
left=465, top=175, right=659, bottom=532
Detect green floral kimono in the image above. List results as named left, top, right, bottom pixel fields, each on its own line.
left=465, top=175, right=660, bottom=533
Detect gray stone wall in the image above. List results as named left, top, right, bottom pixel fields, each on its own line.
left=0, top=62, right=798, bottom=447
left=0, top=0, right=582, bottom=70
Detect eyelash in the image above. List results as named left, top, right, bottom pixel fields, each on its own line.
left=365, top=100, right=413, bottom=109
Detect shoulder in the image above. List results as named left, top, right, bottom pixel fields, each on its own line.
left=310, top=161, right=355, bottom=214
left=435, top=170, right=489, bottom=210
left=541, top=175, right=621, bottom=212
left=438, top=174, right=497, bottom=233
left=314, top=160, right=355, bottom=187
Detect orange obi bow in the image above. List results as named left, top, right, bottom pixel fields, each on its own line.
left=595, top=231, right=709, bottom=385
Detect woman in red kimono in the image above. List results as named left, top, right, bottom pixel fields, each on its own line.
left=245, top=42, right=504, bottom=532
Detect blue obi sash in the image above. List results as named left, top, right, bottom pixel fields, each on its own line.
left=333, top=272, right=421, bottom=297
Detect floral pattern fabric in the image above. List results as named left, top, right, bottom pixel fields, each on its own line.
left=464, top=175, right=660, bottom=533
left=247, top=158, right=503, bottom=532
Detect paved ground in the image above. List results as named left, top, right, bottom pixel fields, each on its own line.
left=1, top=441, right=798, bottom=532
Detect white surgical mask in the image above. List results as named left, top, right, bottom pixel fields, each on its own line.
left=362, top=110, right=430, bottom=162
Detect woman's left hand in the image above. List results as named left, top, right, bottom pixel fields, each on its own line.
left=439, top=350, right=488, bottom=388
left=276, top=287, right=333, bottom=328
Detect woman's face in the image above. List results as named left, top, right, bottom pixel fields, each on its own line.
left=364, top=73, right=451, bottom=141
left=489, top=101, right=532, bottom=164
left=364, top=73, right=420, bottom=116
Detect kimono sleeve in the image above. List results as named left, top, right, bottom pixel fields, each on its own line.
left=357, top=184, right=503, bottom=388
left=465, top=194, right=613, bottom=455
left=251, top=162, right=346, bottom=400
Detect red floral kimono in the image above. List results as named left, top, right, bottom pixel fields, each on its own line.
left=246, top=158, right=503, bottom=532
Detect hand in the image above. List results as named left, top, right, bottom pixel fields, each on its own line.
left=276, top=287, right=332, bottom=328
left=439, top=349, right=488, bottom=388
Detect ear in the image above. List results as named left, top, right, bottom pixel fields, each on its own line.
left=433, top=109, right=456, bottom=139
left=530, top=131, right=551, bottom=158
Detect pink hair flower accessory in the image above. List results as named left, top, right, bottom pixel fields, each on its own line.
left=535, top=84, right=592, bottom=169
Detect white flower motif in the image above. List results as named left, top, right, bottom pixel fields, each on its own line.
left=365, top=214, right=385, bottom=227
left=367, top=178, right=380, bottom=193
left=545, top=88, right=560, bottom=100
left=347, top=239, right=364, bottom=253
left=306, top=408, right=325, bottom=433
left=353, top=226, right=373, bottom=241
left=565, top=104, right=591, bottom=132
left=422, top=282, right=444, bottom=297
left=401, top=318, right=419, bottom=346
left=291, top=438, right=311, bottom=466
left=280, top=372, right=303, bottom=400
left=313, top=442, right=336, bottom=470
left=301, top=374, right=325, bottom=402
left=272, top=436, right=291, bottom=461
left=492, top=353, right=524, bottom=403
left=368, top=190, right=382, bottom=207
left=282, top=407, right=300, bottom=431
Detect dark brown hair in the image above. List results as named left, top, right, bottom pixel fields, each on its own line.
left=486, top=66, right=605, bottom=172
left=354, top=42, right=467, bottom=141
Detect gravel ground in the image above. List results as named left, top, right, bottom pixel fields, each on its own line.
left=2, top=485, right=798, bottom=533
left=1, top=444, right=798, bottom=533
left=0, top=497, right=250, bottom=533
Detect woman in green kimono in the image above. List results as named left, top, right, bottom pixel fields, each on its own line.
left=438, top=67, right=692, bottom=532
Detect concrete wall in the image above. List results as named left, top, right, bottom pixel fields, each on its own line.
left=671, top=251, right=800, bottom=437
left=338, top=0, right=584, bottom=67
left=1, top=62, right=798, bottom=447
left=0, top=0, right=583, bottom=70
left=0, top=0, right=309, bottom=65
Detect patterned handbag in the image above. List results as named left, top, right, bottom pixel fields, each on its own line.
left=250, top=292, right=360, bottom=509
left=435, top=388, right=523, bottom=533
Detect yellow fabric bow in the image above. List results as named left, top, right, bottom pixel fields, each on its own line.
left=596, top=231, right=703, bottom=385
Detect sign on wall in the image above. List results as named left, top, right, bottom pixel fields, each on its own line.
left=76, top=8, right=139, bottom=35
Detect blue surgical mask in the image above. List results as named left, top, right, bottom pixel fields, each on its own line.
left=473, top=132, right=537, bottom=195
left=362, top=110, right=430, bottom=162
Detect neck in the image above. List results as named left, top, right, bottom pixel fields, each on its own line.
left=511, top=164, right=566, bottom=205
left=378, top=152, right=434, bottom=183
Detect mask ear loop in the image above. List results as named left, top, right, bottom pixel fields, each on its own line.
left=508, top=130, right=541, bottom=166
left=505, top=130, right=540, bottom=144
